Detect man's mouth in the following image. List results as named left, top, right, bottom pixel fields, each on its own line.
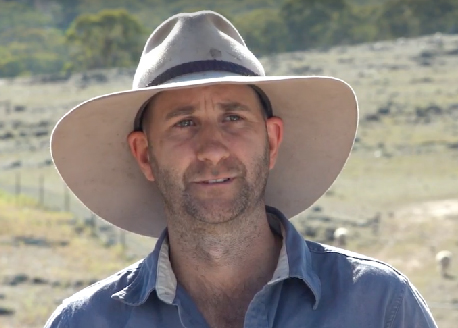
left=198, top=178, right=233, bottom=184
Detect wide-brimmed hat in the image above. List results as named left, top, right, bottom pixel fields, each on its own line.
left=51, top=10, right=358, bottom=238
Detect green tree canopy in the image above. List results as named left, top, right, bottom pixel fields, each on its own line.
left=280, top=0, right=351, bottom=50
left=65, top=9, right=147, bottom=71
left=51, top=0, right=83, bottom=29
left=0, top=1, right=66, bottom=77
left=0, top=1, right=53, bottom=35
left=2, top=0, right=458, bottom=78
left=234, top=9, right=288, bottom=55
left=378, top=0, right=458, bottom=37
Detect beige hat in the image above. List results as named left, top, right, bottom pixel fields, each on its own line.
left=51, top=10, right=358, bottom=237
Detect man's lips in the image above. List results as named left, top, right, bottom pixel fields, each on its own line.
left=192, top=177, right=236, bottom=184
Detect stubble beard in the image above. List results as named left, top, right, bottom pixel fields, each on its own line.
left=148, top=141, right=270, bottom=229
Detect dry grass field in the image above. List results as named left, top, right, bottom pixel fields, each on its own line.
left=1, top=33, right=458, bottom=327
left=0, top=191, right=147, bottom=328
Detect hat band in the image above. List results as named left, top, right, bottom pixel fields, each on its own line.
left=145, top=60, right=259, bottom=87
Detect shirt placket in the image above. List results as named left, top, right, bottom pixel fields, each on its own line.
left=244, top=288, right=270, bottom=328
left=175, top=286, right=212, bottom=328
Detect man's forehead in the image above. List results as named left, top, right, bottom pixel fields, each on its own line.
left=147, top=84, right=260, bottom=117
left=138, top=83, right=270, bottom=130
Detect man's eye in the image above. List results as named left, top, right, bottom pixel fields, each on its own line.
left=175, top=119, right=194, bottom=128
left=225, top=115, right=242, bottom=122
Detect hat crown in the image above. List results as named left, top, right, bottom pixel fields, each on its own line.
left=132, top=11, right=265, bottom=89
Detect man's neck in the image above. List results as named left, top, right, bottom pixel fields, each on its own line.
left=167, top=206, right=283, bottom=326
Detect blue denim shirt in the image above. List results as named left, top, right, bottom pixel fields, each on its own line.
left=44, top=206, right=437, bottom=328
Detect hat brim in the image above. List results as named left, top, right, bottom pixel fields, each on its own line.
left=51, top=74, right=358, bottom=237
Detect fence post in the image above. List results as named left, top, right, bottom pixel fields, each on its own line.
left=0, top=100, right=11, bottom=115
left=89, top=214, right=97, bottom=237
left=119, top=230, right=126, bottom=251
left=15, top=172, right=21, bottom=200
left=39, top=175, right=44, bottom=206
left=64, top=184, right=70, bottom=212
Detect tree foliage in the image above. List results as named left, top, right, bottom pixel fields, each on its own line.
left=53, top=0, right=83, bottom=29
left=234, top=9, right=288, bottom=55
left=0, top=1, right=65, bottom=77
left=378, top=0, right=458, bottom=37
left=280, top=0, right=350, bottom=50
left=1, top=0, right=458, bottom=77
left=65, top=9, right=146, bottom=71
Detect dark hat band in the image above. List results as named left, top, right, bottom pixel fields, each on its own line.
left=145, top=60, right=259, bottom=87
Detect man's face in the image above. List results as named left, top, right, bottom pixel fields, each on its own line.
left=128, top=84, right=283, bottom=224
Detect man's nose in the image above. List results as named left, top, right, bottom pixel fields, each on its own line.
left=195, top=124, right=230, bottom=165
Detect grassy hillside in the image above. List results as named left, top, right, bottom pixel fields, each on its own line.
left=0, top=191, right=145, bottom=328
left=0, top=32, right=457, bottom=327
left=0, top=193, right=457, bottom=327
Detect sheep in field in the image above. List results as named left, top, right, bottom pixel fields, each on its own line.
left=334, top=227, right=348, bottom=247
left=435, top=250, right=452, bottom=278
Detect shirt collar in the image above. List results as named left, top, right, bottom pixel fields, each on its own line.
left=112, top=206, right=321, bottom=309
left=111, top=229, right=171, bottom=305
left=266, top=205, right=321, bottom=309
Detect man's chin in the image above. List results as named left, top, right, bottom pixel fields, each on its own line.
left=184, top=199, right=248, bottom=225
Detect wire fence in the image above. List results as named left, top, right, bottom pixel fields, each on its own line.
left=1, top=169, right=456, bottom=313
left=10, top=171, right=74, bottom=213
left=0, top=169, right=152, bottom=257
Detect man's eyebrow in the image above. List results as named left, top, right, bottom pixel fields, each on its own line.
left=218, top=102, right=251, bottom=112
left=164, top=102, right=251, bottom=120
left=164, top=105, right=196, bottom=120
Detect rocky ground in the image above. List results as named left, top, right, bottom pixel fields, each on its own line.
left=0, top=33, right=458, bottom=327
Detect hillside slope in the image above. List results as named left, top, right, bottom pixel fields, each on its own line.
left=1, top=194, right=457, bottom=327
left=0, top=33, right=457, bottom=327
left=0, top=192, right=146, bottom=328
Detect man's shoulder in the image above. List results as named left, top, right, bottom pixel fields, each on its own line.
left=64, top=259, right=142, bottom=304
left=306, top=240, right=409, bottom=287
left=304, top=240, right=437, bottom=327
left=44, top=260, right=143, bottom=327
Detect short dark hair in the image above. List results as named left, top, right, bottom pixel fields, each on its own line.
left=133, top=94, right=158, bottom=133
left=249, top=85, right=273, bottom=119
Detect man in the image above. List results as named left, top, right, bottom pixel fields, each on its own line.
left=45, top=10, right=437, bottom=328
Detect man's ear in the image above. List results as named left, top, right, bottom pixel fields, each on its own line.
left=127, top=131, right=155, bottom=181
left=266, top=116, right=283, bottom=170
